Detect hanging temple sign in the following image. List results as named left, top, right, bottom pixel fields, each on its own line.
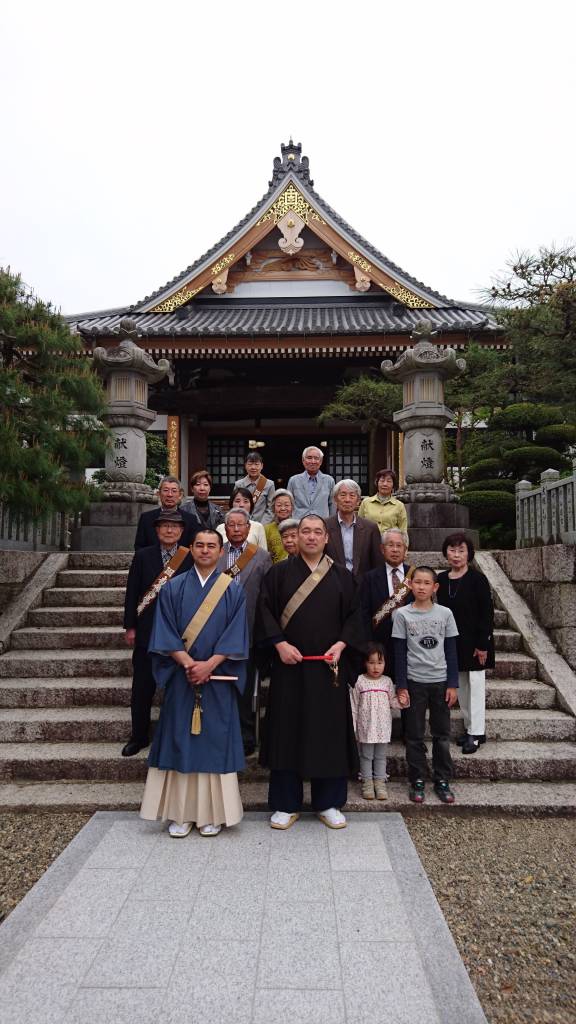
left=149, top=143, right=434, bottom=313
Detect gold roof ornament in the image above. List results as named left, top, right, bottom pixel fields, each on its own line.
left=257, top=184, right=326, bottom=227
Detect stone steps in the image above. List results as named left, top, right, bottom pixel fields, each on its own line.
left=493, top=629, right=522, bottom=653
left=0, top=649, right=132, bottom=678
left=0, top=705, right=571, bottom=744
left=43, top=587, right=125, bottom=607
left=0, top=678, right=134, bottom=708
left=0, top=548, right=573, bottom=811
left=10, top=626, right=126, bottom=650
left=28, top=607, right=124, bottom=627
left=56, top=569, right=129, bottom=588
left=1, top=739, right=575, bottom=783
left=68, top=551, right=134, bottom=569
left=0, top=675, right=555, bottom=711
left=487, top=652, right=537, bottom=679
left=10, top=625, right=523, bottom=653
left=484, top=679, right=556, bottom=709
left=0, top=648, right=540, bottom=680
left=0, top=778, right=574, bottom=813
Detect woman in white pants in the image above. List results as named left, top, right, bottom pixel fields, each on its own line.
left=437, top=532, right=494, bottom=754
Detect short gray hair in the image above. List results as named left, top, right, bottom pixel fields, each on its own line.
left=381, top=527, right=409, bottom=548
left=333, top=479, right=361, bottom=499
left=158, top=475, right=184, bottom=492
left=272, top=488, right=294, bottom=507
left=302, top=445, right=324, bottom=460
left=224, top=508, right=251, bottom=525
left=278, top=517, right=299, bottom=534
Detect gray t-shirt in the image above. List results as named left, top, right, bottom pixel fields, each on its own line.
left=392, top=603, right=458, bottom=683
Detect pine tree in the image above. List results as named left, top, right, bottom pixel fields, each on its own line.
left=0, top=267, right=108, bottom=519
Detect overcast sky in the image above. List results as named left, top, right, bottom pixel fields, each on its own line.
left=1, top=0, right=574, bottom=314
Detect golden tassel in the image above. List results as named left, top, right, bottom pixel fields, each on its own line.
left=191, top=691, right=202, bottom=735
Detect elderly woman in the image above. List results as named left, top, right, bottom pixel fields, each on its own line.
left=265, top=489, right=296, bottom=563
left=216, top=487, right=268, bottom=551
left=437, top=532, right=495, bottom=754
left=181, top=470, right=225, bottom=531
left=278, top=517, right=299, bottom=557
left=358, top=469, right=408, bottom=537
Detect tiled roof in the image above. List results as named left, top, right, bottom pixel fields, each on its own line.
left=70, top=298, right=498, bottom=339
left=131, top=142, right=454, bottom=312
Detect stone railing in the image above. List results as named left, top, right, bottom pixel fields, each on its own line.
left=0, top=505, right=80, bottom=551
left=516, top=462, right=576, bottom=547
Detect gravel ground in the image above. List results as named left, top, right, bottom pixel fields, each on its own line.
left=0, top=812, right=574, bottom=1023
left=406, top=816, right=576, bottom=1024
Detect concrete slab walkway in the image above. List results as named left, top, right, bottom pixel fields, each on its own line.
left=0, top=812, right=487, bottom=1024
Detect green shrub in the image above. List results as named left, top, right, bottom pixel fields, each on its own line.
left=462, top=479, right=516, bottom=493
left=489, top=403, right=564, bottom=432
left=479, top=523, right=516, bottom=550
left=534, top=423, right=576, bottom=450
left=464, top=458, right=506, bottom=483
left=459, top=490, right=516, bottom=526
left=502, top=445, right=570, bottom=478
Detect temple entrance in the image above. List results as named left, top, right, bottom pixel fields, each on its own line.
left=203, top=432, right=371, bottom=496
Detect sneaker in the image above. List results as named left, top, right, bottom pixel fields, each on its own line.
left=374, top=780, right=388, bottom=801
left=361, top=780, right=375, bottom=800
left=168, top=821, right=193, bottom=838
left=434, top=780, right=456, bottom=804
left=198, top=823, right=222, bottom=837
left=270, top=811, right=299, bottom=830
left=317, top=807, right=347, bottom=829
left=409, top=779, right=425, bottom=804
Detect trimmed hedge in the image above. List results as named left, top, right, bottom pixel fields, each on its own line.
left=489, top=403, right=564, bottom=432
left=464, top=458, right=504, bottom=483
left=502, top=446, right=570, bottom=477
left=534, top=423, right=576, bottom=450
left=462, top=479, right=516, bottom=494
left=459, top=490, right=516, bottom=526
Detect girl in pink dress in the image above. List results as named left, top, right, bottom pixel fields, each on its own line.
left=350, top=643, right=406, bottom=801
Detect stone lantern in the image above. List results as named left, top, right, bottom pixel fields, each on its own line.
left=381, top=320, right=477, bottom=551
left=72, top=319, right=170, bottom=550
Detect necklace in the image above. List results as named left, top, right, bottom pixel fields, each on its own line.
left=448, top=571, right=467, bottom=599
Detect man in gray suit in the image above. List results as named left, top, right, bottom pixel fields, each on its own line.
left=325, top=479, right=384, bottom=581
left=287, top=445, right=336, bottom=520
left=218, top=508, right=272, bottom=754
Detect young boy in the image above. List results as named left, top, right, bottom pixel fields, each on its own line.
left=392, top=566, right=459, bottom=804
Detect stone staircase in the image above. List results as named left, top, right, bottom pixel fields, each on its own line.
left=0, top=551, right=575, bottom=812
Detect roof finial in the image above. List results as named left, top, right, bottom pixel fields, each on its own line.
left=270, top=140, right=313, bottom=187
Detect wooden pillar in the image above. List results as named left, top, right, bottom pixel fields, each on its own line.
left=167, top=416, right=180, bottom=479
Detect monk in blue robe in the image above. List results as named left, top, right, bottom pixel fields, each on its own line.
left=140, top=529, right=249, bottom=838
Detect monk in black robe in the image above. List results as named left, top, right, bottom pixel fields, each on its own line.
left=257, top=514, right=364, bottom=830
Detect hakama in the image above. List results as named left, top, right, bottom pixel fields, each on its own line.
left=140, top=568, right=249, bottom=826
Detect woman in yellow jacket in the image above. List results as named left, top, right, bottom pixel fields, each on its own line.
left=358, top=469, right=408, bottom=536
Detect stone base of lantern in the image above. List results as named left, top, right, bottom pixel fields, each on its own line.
left=72, top=486, right=158, bottom=550
left=404, top=500, right=479, bottom=552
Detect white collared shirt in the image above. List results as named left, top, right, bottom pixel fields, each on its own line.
left=337, top=513, right=356, bottom=572
left=194, top=565, right=217, bottom=588
left=386, top=562, right=405, bottom=594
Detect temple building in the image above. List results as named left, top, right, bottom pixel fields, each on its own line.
left=68, top=141, right=500, bottom=494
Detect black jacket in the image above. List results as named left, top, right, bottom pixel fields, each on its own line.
left=134, top=507, right=199, bottom=551
left=124, top=544, right=193, bottom=648
left=437, top=567, right=495, bottom=671
left=359, top=562, right=413, bottom=678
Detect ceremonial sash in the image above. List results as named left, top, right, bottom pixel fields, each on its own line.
left=182, top=573, right=233, bottom=652
left=136, top=546, right=190, bottom=617
left=225, top=542, right=258, bottom=578
left=280, top=555, right=334, bottom=630
left=372, top=566, right=415, bottom=628
left=251, top=474, right=268, bottom=505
